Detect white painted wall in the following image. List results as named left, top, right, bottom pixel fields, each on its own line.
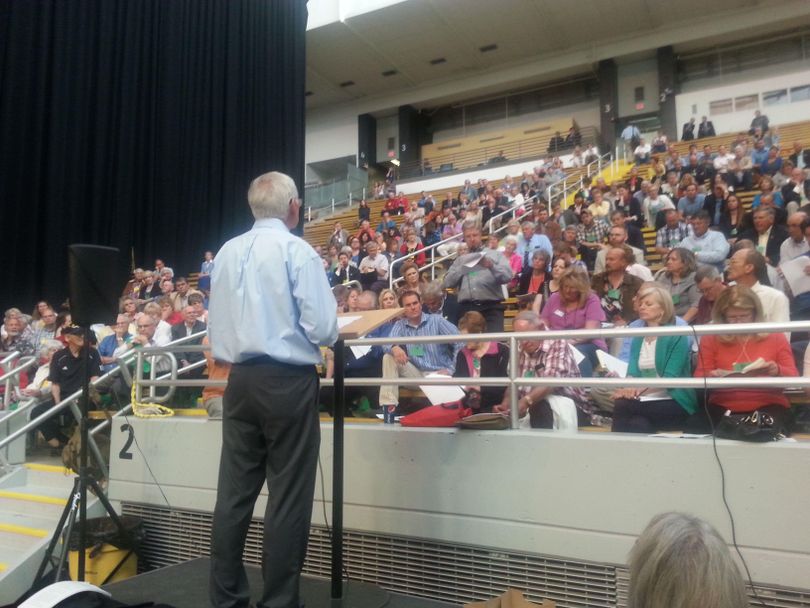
left=676, top=64, right=810, bottom=135
left=397, top=155, right=589, bottom=196
left=110, top=418, right=810, bottom=591
left=432, top=101, right=600, bottom=142
left=305, top=112, right=358, bottom=166
left=617, top=57, right=660, bottom=118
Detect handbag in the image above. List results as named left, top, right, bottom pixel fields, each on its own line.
left=715, top=409, right=786, bottom=442
left=399, top=402, right=471, bottom=427
left=457, top=412, right=510, bottom=430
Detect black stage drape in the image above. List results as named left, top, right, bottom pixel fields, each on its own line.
left=0, top=0, right=307, bottom=313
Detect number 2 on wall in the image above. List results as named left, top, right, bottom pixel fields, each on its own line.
left=119, top=423, right=134, bottom=460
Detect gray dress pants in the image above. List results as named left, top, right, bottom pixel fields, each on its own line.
left=210, top=359, right=320, bottom=608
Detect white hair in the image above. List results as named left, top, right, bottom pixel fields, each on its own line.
left=247, top=171, right=299, bottom=220
left=628, top=512, right=749, bottom=608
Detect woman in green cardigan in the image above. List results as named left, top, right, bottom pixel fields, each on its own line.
left=611, top=284, right=697, bottom=433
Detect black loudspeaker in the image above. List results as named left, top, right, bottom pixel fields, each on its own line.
left=68, top=244, right=122, bottom=327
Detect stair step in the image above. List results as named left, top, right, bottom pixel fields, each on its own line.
left=0, top=512, right=54, bottom=538
left=0, top=489, right=68, bottom=518
left=22, top=464, right=75, bottom=489
left=0, top=529, right=44, bottom=552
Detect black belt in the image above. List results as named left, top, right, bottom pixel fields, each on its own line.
left=463, top=300, right=501, bottom=307
left=235, top=355, right=316, bottom=374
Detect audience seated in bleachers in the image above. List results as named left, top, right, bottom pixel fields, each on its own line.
left=10, top=117, right=810, bottom=435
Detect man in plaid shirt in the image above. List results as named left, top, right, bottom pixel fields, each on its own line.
left=575, top=209, right=609, bottom=271
left=654, top=208, right=694, bottom=257
left=494, top=311, right=593, bottom=427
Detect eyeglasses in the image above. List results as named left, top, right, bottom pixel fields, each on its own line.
left=725, top=313, right=754, bottom=323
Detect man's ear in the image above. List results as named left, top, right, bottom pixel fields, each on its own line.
left=285, top=198, right=301, bottom=230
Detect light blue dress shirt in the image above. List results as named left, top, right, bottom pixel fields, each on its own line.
left=209, top=218, right=338, bottom=365
left=680, top=229, right=730, bottom=271
left=516, top=234, right=553, bottom=263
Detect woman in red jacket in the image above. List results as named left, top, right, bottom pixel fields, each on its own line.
left=694, top=285, right=797, bottom=432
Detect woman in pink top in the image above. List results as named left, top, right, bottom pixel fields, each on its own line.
left=541, top=266, right=606, bottom=377
left=502, top=236, right=522, bottom=293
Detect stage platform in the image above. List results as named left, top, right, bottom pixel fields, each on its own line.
left=105, top=557, right=454, bottom=608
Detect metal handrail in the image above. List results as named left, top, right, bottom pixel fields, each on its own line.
left=0, top=351, right=21, bottom=365
left=0, top=330, right=208, bottom=469
left=585, top=152, right=613, bottom=178
left=388, top=231, right=464, bottom=289
left=91, top=358, right=208, bottom=436
left=1, top=356, right=38, bottom=409
left=0, top=356, right=36, bottom=384
left=389, top=249, right=459, bottom=289
left=93, top=320, right=810, bottom=432
left=485, top=193, right=540, bottom=234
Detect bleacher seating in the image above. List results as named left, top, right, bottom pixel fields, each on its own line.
left=303, top=165, right=588, bottom=250
left=669, top=119, right=810, bottom=160
left=418, top=119, right=577, bottom=176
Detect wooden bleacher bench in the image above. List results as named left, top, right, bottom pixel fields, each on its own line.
left=421, top=119, right=575, bottom=175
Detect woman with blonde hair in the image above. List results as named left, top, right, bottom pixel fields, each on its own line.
left=611, top=284, right=696, bottom=433
left=540, top=266, right=606, bottom=376
left=694, top=285, right=796, bottom=431
left=628, top=512, right=749, bottom=608
left=378, top=288, right=399, bottom=310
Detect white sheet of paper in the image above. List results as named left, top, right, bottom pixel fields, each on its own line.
left=568, top=344, right=585, bottom=365
left=779, top=255, right=810, bottom=297
left=337, top=315, right=362, bottom=329
left=350, top=345, right=372, bottom=359
left=464, top=252, right=484, bottom=268
left=638, top=395, right=670, bottom=402
left=419, top=372, right=466, bottom=406
left=596, top=350, right=628, bottom=378
left=20, top=582, right=110, bottom=608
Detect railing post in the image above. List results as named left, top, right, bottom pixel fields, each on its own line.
left=362, top=187, right=366, bottom=201
left=307, top=206, right=312, bottom=222
left=135, top=351, right=143, bottom=405
left=509, top=336, right=519, bottom=430
left=331, top=198, right=335, bottom=214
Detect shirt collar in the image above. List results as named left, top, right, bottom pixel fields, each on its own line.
left=253, top=218, right=289, bottom=232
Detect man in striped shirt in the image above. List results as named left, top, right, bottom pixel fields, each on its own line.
left=379, top=290, right=461, bottom=409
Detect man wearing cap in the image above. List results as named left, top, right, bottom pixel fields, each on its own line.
left=48, top=326, right=101, bottom=407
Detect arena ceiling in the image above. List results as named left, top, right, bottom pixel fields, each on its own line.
left=305, top=0, right=810, bottom=112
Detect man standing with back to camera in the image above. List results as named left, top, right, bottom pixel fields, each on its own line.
left=208, top=171, right=338, bottom=608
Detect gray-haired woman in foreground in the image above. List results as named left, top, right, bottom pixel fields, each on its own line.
left=628, top=512, right=749, bottom=608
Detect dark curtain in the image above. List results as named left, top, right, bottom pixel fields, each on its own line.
left=0, top=0, right=307, bottom=313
